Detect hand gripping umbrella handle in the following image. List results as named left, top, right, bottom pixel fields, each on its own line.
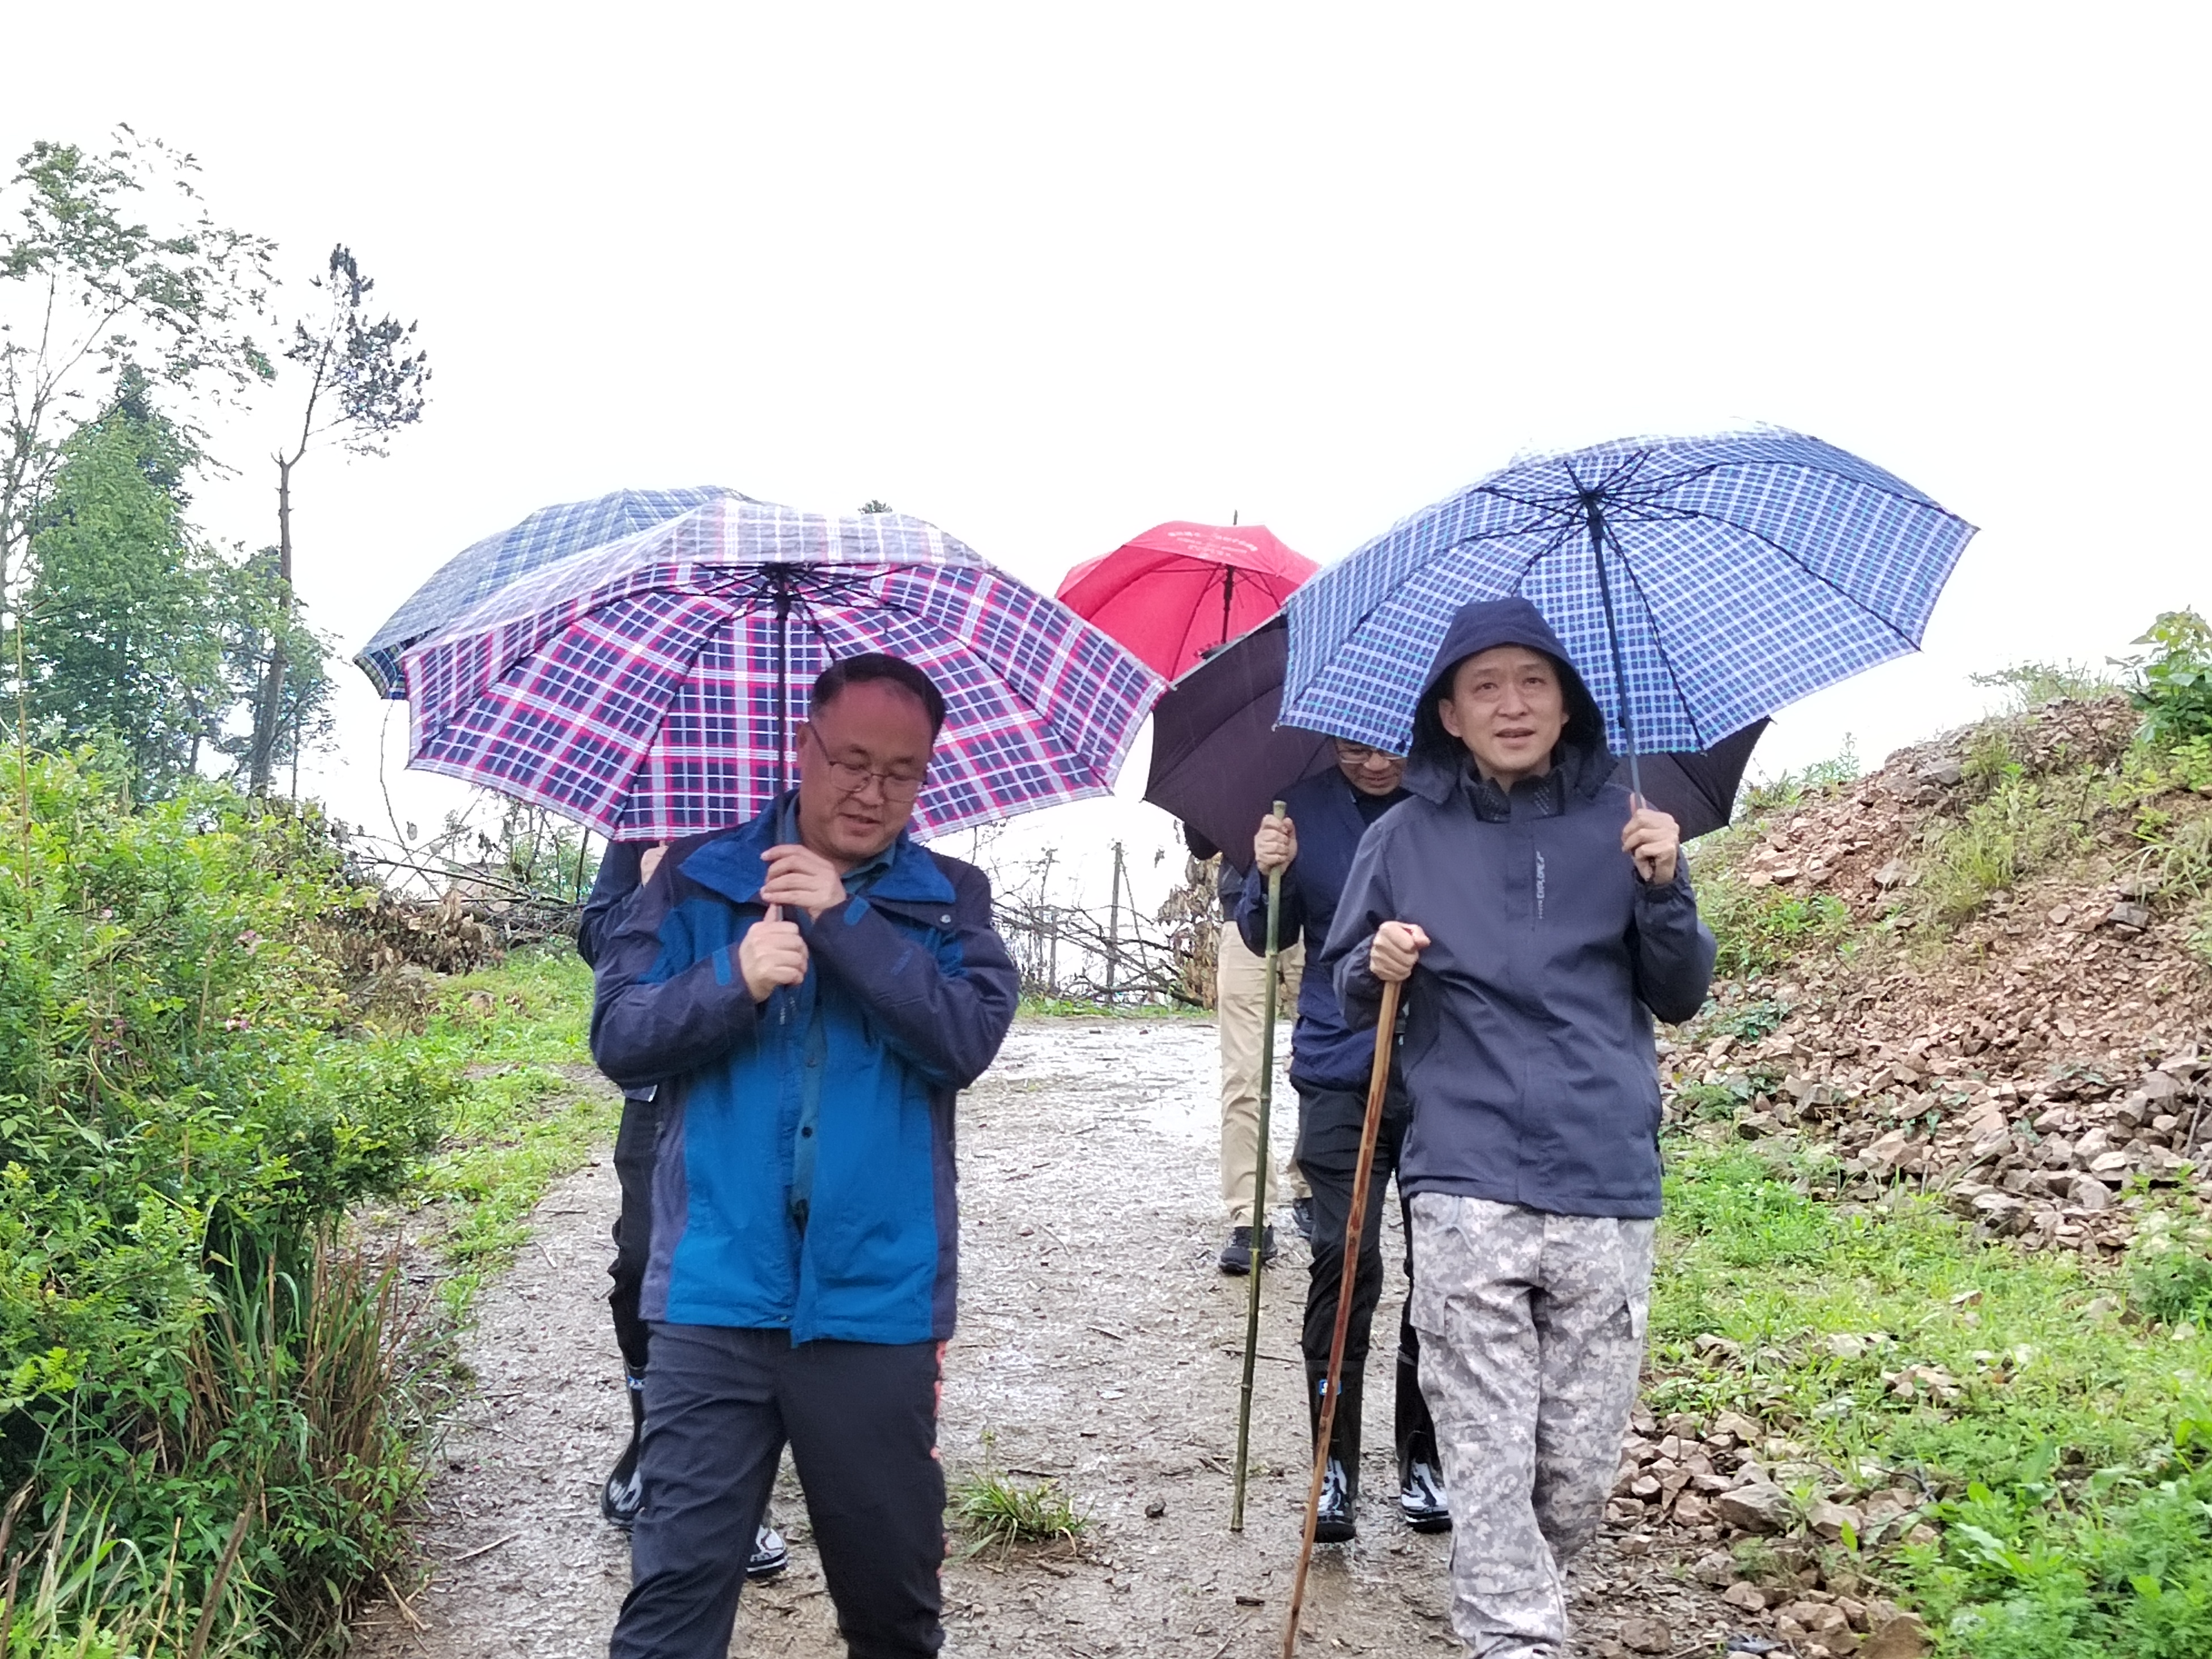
left=1282, top=974, right=1402, bottom=1657
left=1231, top=802, right=1286, bottom=1532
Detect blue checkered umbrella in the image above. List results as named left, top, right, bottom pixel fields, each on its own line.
left=1279, top=428, right=1975, bottom=794
left=355, top=486, right=758, bottom=695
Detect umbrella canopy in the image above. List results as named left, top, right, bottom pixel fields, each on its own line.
left=1057, top=522, right=1317, bottom=680
left=1146, top=618, right=1333, bottom=859
left=1150, top=616, right=1768, bottom=860
left=402, top=497, right=1164, bottom=842
left=1281, top=428, right=1975, bottom=767
left=356, top=485, right=758, bottom=696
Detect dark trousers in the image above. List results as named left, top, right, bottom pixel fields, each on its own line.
left=610, top=1325, right=946, bottom=1659
left=609, top=1092, right=659, bottom=1374
left=1295, top=1077, right=1437, bottom=1481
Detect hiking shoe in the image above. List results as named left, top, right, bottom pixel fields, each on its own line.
left=1217, top=1225, right=1278, bottom=1274
left=1291, top=1197, right=1314, bottom=1241
left=1314, top=1457, right=1357, bottom=1543
left=747, top=1522, right=790, bottom=1580
left=1398, top=1459, right=1452, bottom=1533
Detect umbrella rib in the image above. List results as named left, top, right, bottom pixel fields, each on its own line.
left=1683, top=511, right=1923, bottom=653
left=1596, top=523, right=1713, bottom=751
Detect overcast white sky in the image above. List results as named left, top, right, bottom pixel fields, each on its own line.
left=10, top=3, right=2209, bottom=912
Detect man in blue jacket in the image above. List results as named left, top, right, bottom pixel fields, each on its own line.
left=1240, top=739, right=1448, bottom=1542
left=1325, top=598, right=1714, bottom=1659
left=592, top=654, right=1019, bottom=1659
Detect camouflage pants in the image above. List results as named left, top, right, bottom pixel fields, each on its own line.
left=1409, top=1195, right=1654, bottom=1657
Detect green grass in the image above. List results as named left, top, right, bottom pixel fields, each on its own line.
left=1653, top=1139, right=2212, bottom=1654
left=1015, top=996, right=1206, bottom=1018
left=1699, top=877, right=1853, bottom=978
left=949, top=1470, right=1090, bottom=1554
left=373, top=947, right=615, bottom=1317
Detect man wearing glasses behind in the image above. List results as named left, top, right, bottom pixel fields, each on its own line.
left=592, top=653, right=1019, bottom=1659
left=1244, top=737, right=1449, bottom=1543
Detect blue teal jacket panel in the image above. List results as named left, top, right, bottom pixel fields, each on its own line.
left=588, top=809, right=1018, bottom=1344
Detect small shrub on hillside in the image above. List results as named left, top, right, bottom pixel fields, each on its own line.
left=2121, top=609, right=2212, bottom=745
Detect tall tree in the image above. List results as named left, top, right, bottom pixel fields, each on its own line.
left=0, top=129, right=274, bottom=620
left=15, top=375, right=241, bottom=799
left=244, top=245, right=427, bottom=794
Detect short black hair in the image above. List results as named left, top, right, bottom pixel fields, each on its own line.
left=810, top=653, right=948, bottom=735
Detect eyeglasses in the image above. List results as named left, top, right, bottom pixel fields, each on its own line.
left=1332, top=741, right=1403, bottom=765
left=805, top=724, right=928, bottom=801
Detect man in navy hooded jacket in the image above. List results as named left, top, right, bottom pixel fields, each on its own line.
left=1324, top=599, right=1714, bottom=1659
left=1237, top=738, right=1447, bottom=1541
left=592, top=654, right=1019, bottom=1659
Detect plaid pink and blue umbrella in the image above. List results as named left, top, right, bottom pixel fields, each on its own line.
left=401, top=496, right=1165, bottom=842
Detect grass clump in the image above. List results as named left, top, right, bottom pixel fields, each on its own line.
left=1651, top=1141, right=2212, bottom=1654
left=1971, top=660, right=2123, bottom=712
left=950, top=1469, right=1088, bottom=1554
left=1916, top=773, right=2092, bottom=925
left=1735, top=740, right=1861, bottom=820
left=1701, top=879, right=1852, bottom=979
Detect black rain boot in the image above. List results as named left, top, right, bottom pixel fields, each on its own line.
left=1396, top=1344, right=1451, bottom=1533
left=1307, top=1369, right=1363, bottom=1543
left=601, top=1366, right=647, bottom=1529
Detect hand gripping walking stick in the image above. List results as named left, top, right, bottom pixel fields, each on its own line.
left=1230, top=802, right=1287, bottom=1532
left=1281, top=973, right=1402, bottom=1657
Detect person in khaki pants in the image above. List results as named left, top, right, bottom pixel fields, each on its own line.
left=1185, top=827, right=1307, bottom=1274
left=1217, top=905, right=1305, bottom=1270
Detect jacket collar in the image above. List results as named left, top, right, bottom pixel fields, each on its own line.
left=678, top=793, right=957, bottom=908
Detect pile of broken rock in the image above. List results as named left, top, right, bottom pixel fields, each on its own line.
left=1604, top=1402, right=1933, bottom=1655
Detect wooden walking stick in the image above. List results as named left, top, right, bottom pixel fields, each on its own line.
left=1281, top=973, right=1403, bottom=1657
left=1231, top=801, right=1288, bottom=1531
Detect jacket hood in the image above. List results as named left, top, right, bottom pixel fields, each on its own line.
left=1406, top=597, right=1611, bottom=797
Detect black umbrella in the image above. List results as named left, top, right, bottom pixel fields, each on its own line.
left=1147, top=615, right=1767, bottom=861
left=1146, top=617, right=1332, bottom=863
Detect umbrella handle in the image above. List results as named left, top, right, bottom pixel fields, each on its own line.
left=1282, top=974, right=1401, bottom=1657
left=1230, top=801, right=1287, bottom=1532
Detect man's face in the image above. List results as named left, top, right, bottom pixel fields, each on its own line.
left=1437, top=646, right=1566, bottom=786
left=1333, top=738, right=1406, bottom=797
left=794, top=680, right=936, bottom=867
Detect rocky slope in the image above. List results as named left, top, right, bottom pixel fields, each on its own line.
left=1588, top=695, right=2212, bottom=1656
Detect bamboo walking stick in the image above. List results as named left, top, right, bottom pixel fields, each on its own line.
left=1231, top=801, right=1288, bottom=1531
left=1281, top=974, right=1402, bottom=1658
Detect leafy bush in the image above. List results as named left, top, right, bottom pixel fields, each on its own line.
left=0, top=754, right=459, bottom=1652
left=2123, top=609, right=2212, bottom=746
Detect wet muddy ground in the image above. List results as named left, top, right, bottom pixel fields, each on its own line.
left=354, top=1017, right=1744, bottom=1658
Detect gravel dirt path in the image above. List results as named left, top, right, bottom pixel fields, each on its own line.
left=354, top=1017, right=1744, bottom=1658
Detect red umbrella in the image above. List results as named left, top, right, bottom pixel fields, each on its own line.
left=1056, top=521, right=1317, bottom=680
